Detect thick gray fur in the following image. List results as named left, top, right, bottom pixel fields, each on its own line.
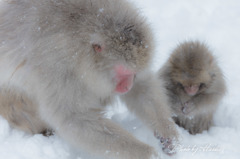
left=0, top=0, right=177, bottom=158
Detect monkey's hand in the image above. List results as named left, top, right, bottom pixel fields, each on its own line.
left=182, top=100, right=195, bottom=114
left=154, top=132, right=177, bottom=156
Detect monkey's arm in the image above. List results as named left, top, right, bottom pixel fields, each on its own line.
left=190, top=77, right=226, bottom=113
left=121, top=72, right=178, bottom=155
left=181, top=93, right=223, bottom=115
left=41, top=100, right=156, bottom=159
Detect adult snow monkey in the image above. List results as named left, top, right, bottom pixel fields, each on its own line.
left=0, top=0, right=178, bottom=158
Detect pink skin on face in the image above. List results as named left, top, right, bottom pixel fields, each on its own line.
left=114, top=65, right=135, bottom=94
left=184, top=84, right=199, bottom=96
left=92, top=44, right=135, bottom=94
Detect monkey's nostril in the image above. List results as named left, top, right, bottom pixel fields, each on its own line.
left=92, top=44, right=102, bottom=53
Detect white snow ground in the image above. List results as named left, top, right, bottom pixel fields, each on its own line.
left=0, top=0, right=240, bottom=159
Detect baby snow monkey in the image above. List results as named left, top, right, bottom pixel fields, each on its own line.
left=159, top=41, right=226, bottom=134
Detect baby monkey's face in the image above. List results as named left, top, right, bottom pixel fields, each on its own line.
left=182, top=83, right=201, bottom=96
left=178, top=82, right=206, bottom=96
left=173, top=69, right=213, bottom=97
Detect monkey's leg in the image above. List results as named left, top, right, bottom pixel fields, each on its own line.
left=0, top=86, right=51, bottom=135
left=188, top=114, right=213, bottom=135
left=121, top=73, right=178, bottom=155
left=47, top=110, right=157, bottom=159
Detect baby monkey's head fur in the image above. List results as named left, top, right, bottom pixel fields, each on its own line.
left=167, top=41, right=218, bottom=97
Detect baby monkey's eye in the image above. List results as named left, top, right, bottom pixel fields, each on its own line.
left=177, top=82, right=184, bottom=89
left=199, top=83, right=206, bottom=89
left=92, top=44, right=102, bottom=53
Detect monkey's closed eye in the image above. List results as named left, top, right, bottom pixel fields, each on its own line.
left=92, top=44, right=102, bottom=53
left=199, top=83, right=206, bottom=89
left=177, top=82, right=184, bottom=89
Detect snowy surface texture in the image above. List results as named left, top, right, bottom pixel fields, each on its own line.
left=1, top=0, right=240, bottom=159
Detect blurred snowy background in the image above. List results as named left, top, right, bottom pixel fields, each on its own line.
left=0, top=0, right=240, bottom=159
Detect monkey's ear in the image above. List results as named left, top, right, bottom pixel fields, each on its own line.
left=92, top=44, right=103, bottom=53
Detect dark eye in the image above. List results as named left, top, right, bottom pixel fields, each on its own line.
left=199, top=83, right=206, bottom=89
left=177, top=82, right=184, bottom=89
left=92, top=44, right=102, bottom=53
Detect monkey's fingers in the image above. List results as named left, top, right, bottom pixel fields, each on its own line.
left=159, top=137, right=177, bottom=156
left=154, top=129, right=178, bottom=155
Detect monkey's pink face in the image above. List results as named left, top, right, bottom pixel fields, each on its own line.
left=89, top=19, right=152, bottom=95
left=183, top=84, right=200, bottom=96
left=174, top=80, right=207, bottom=97
left=174, top=74, right=210, bottom=97
left=92, top=43, right=137, bottom=94
left=171, top=68, right=212, bottom=97
left=114, top=65, right=135, bottom=94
